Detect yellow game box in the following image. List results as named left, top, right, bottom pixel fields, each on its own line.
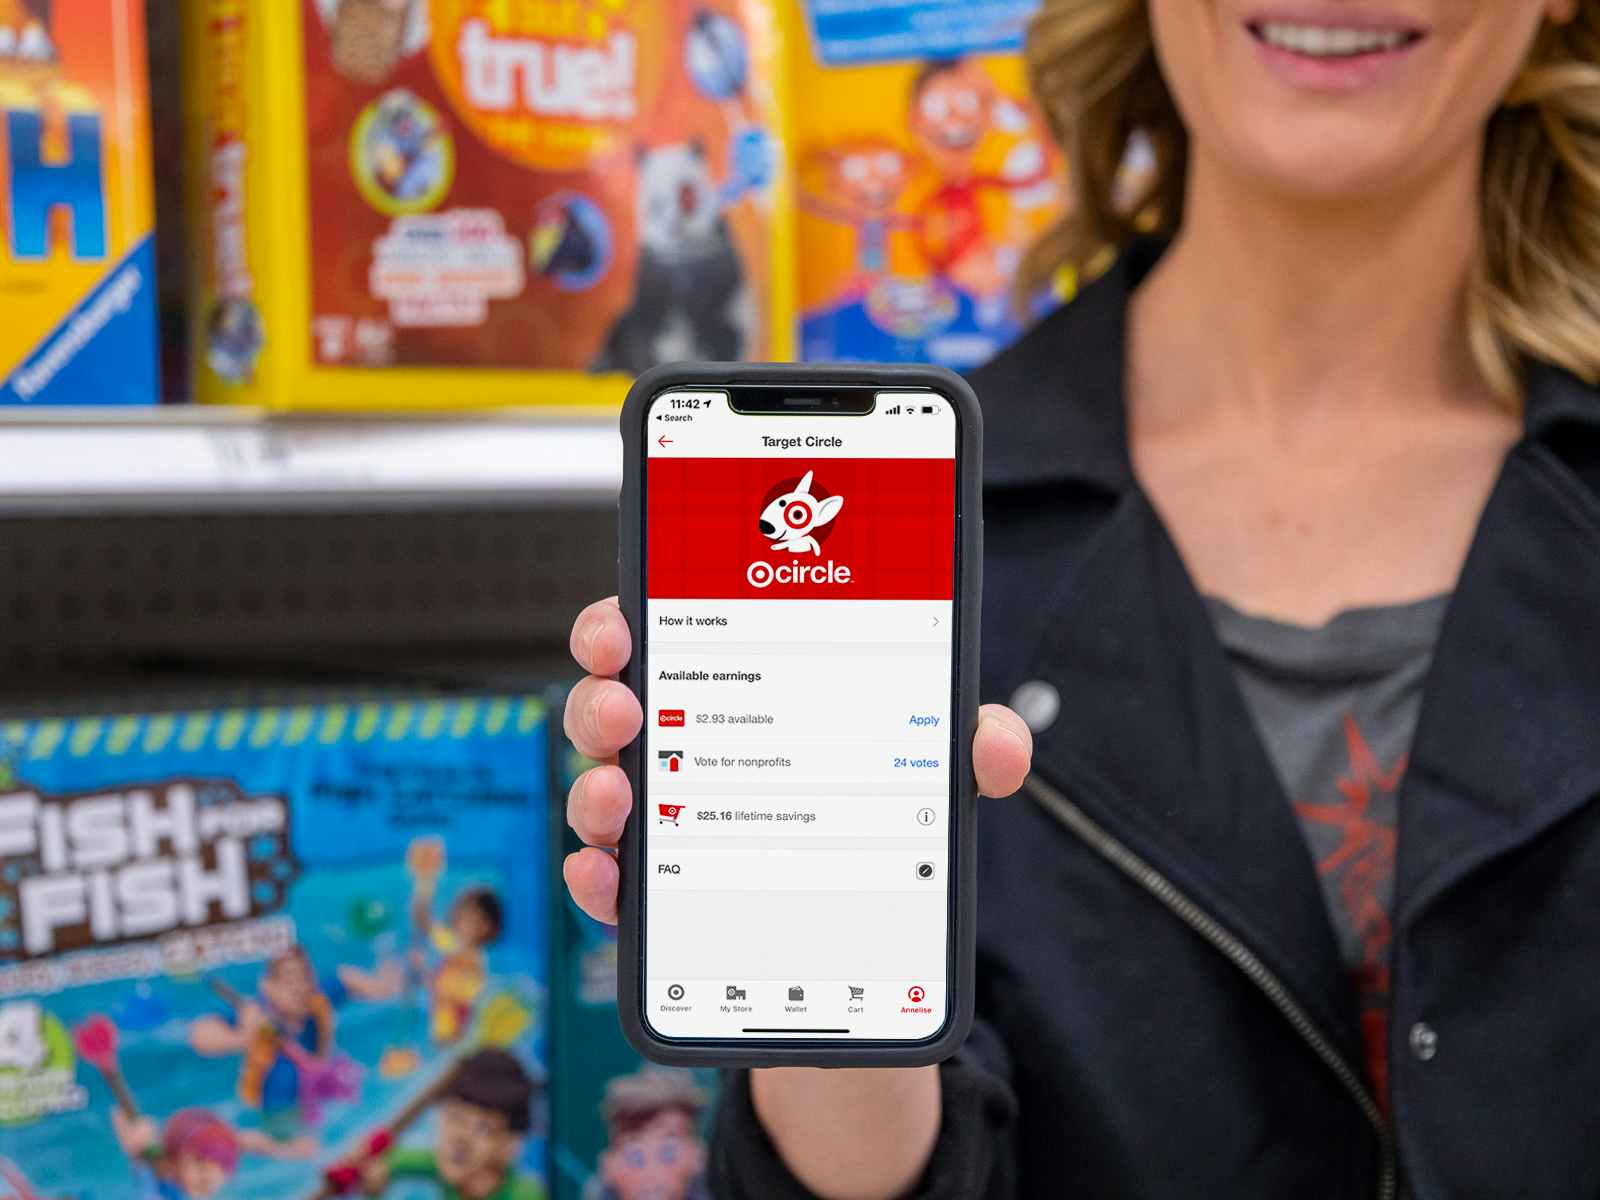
left=789, top=0, right=1068, bottom=371
left=183, top=0, right=796, bottom=410
left=0, top=0, right=158, bottom=406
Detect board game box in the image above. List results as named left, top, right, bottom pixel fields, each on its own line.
left=183, top=0, right=795, bottom=410
left=0, top=0, right=159, bottom=406
left=546, top=735, right=716, bottom=1200
left=791, top=0, right=1068, bottom=370
left=0, top=694, right=551, bottom=1199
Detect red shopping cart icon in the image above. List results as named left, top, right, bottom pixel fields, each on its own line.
left=658, top=803, right=685, bottom=826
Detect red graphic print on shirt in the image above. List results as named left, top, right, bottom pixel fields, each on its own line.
left=1293, top=715, right=1405, bottom=1110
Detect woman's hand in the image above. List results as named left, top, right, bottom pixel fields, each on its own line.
left=561, top=595, right=1034, bottom=921
left=561, top=596, right=1033, bottom=1199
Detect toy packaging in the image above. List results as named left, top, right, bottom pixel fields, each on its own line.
left=0, top=694, right=551, bottom=1199
left=547, top=735, right=715, bottom=1200
left=791, top=0, right=1067, bottom=369
left=183, top=0, right=795, bottom=410
left=0, top=0, right=159, bottom=405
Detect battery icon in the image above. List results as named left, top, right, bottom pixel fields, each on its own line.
left=919, top=405, right=937, bottom=414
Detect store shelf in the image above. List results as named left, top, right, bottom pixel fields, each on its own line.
left=0, top=408, right=622, bottom=513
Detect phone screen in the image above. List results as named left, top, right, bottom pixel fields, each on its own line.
left=640, top=387, right=960, bottom=1043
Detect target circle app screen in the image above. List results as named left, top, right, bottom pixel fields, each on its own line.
left=643, top=391, right=958, bottom=1041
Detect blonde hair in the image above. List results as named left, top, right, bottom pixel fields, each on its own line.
left=1019, top=0, right=1600, bottom=403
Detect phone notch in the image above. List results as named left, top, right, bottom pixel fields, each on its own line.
left=727, top=386, right=876, bottom=416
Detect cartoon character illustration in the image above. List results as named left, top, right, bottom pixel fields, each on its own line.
left=188, top=944, right=399, bottom=1141
left=73, top=1015, right=310, bottom=1199
left=682, top=7, right=774, bottom=201
left=407, top=837, right=505, bottom=1045
left=586, top=1070, right=711, bottom=1200
left=800, top=141, right=920, bottom=289
left=759, top=471, right=843, bottom=556
left=206, top=298, right=264, bottom=382
left=0, top=0, right=53, bottom=63
left=531, top=200, right=601, bottom=283
left=907, top=58, right=1053, bottom=305
left=592, top=140, right=753, bottom=374
left=683, top=8, right=750, bottom=109
left=531, top=193, right=611, bottom=292
left=326, top=0, right=418, bottom=85
left=347, top=1048, right=546, bottom=1199
left=799, top=58, right=1060, bottom=359
left=310, top=994, right=535, bottom=1199
left=113, top=1108, right=242, bottom=1200
left=364, top=90, right=448, bottom=203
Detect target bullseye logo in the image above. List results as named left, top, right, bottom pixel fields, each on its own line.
left=747, top=561, right=776, bottom=588
left=784, top=499, right=813, bottom=529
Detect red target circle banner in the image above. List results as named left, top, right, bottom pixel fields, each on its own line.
left=647, top=457, right=956, bottom=600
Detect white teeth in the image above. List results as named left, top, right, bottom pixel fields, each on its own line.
left=1257, top=21, right=1409, bottom=57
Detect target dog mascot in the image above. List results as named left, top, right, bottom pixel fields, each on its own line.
left=758, top=472, right=843, bottom=556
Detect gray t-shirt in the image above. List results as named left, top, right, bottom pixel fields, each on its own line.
left=1205, top=592, right=1450, bottom=1104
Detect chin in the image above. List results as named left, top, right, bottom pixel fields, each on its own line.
left=1218, top=113, right=1436, bottom=203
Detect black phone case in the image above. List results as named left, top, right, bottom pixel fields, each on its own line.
left=615, top=361, right=982, bottom=1068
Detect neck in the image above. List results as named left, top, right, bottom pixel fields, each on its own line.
left=1131, top=140, right=1495, bottom=431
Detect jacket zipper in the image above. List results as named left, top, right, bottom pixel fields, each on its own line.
left=1024, top=774, right=1397, bottom=1200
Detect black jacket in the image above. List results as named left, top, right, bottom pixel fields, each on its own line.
left=709, top=240, right=1600, bottom=1199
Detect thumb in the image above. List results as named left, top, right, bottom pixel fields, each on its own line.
left=973, top=704, right=1033, bottom=798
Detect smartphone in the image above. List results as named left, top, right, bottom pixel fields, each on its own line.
left=615, top=363, right=981, bottom=1067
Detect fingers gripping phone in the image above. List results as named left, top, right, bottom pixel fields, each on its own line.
left=616, top=364, right=981, bottom=1067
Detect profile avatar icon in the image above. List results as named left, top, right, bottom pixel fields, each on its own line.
left=758, top=471, right=843, bottom=556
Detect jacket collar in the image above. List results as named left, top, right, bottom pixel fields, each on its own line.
left=980, top=238, right=1162, bottom=494
left=1395, top=425, right=1600, bottom=925
left=1524, top=356, right=1600, bottom=441
left=989, top=239, right=1600, bottom=1053
left=1019, top=492, right=1368, bottom=1057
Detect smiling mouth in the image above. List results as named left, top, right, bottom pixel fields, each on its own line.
left=936, top=128, right=980, bottom=152
left=1248, top=19, right=1424, bottom=58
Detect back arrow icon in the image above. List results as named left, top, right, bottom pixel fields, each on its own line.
left=657, top=435, right=673, bottom=448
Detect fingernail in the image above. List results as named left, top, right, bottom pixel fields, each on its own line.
left=981, top=715, right=1027, bottom=751
left=582, top=618, right=603, bottom=665
left=586, top=685, right=607, bottom=733
left=565, top=771, right=585, bottom=824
